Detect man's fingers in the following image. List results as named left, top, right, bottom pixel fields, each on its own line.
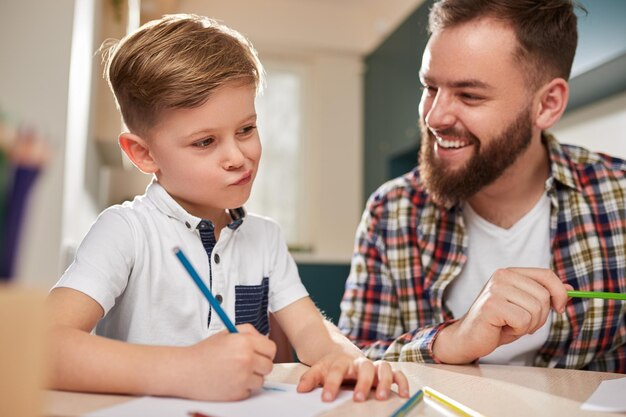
left=498, top=284, right=548, bottom=333
left=480, top=291, right=534, bottom=337
left=507, top=268, right=569, bottom=312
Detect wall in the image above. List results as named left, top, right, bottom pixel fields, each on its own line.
left=552, top=91, right=626, bottom=158
left=0, top=0, right=74, bottom=287
left=363, top=0, right=433, bottom=199
left=60, top=0, right=103, bottom=283
left=567, top=0, right=626, bottom=111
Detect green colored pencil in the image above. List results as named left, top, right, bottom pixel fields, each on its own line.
left=567, top=290, right=626, bottom=301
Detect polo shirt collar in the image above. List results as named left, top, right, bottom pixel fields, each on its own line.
left=145, top=179, right=246, bottom=230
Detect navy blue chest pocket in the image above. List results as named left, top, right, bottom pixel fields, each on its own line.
left=235, top=277, right=269, bottom=335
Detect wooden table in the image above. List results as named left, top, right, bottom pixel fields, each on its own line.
left=45, top=362, right=624, bottom=416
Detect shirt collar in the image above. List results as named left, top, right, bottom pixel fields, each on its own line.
left=145, top=179, right=246, bottom=230
left=543, top=132, right=582, bottom=192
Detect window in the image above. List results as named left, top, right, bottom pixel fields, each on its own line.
left=247, top=62, right=310, bottom=250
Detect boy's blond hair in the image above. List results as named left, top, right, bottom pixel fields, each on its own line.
left=103, top=14, right=264, bottom=137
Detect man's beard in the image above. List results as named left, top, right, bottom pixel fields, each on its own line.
left=418, top=107, right=533, bottom=207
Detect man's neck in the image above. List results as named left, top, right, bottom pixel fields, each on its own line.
left=467, top=137, right=550, bottom=229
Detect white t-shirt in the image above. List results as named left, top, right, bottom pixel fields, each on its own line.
left=445, top=193, right=552, bottom=365
left=53, top=180, right=308, bottom=346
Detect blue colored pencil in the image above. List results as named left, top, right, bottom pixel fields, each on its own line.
left=389, top=389, right=424, bottom=417
left=173, top=247, right=238, bottom=333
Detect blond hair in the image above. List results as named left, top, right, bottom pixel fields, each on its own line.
left=102, top=14, right=264, bottom=136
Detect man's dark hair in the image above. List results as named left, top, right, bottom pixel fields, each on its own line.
left=428, top=0, right=586, bottom=86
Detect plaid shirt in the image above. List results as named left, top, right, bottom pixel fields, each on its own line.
left=339, top=134, right=626, bottom=373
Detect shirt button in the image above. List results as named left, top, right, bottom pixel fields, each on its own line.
left=215, top=294, right=223, bottom=304
left=214, top=253, right=221, bottom=264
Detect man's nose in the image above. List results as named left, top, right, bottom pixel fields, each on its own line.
left=425, top=91, right=456, bottom=131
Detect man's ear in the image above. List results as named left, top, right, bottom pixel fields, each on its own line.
left=118, top=132, right=158, bottom=174
left=534, top=78, right=569, bottom=130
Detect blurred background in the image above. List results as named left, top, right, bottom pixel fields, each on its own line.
left=1, top=0, right=625, bottom=323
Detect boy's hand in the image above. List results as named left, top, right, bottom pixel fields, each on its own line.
left=296, top=354, right=409, bottom=402
left=171, top=323, right=276, bottom=401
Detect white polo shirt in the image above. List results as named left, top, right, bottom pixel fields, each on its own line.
left=54, top=180, right=308, bottom=346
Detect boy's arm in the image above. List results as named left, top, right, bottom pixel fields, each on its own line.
left=273, top=297, right=409, bottom=402
left=47, top=288, right=276, bottom=401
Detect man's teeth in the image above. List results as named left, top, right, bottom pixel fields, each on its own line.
left=437, top=138, right=467, bottom=149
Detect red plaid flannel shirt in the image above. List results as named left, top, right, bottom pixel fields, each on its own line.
left=339, top=134, right=626, bottom=372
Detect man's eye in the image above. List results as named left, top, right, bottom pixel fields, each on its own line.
left=421, top=85, right=437, bottom=96
left=460, top=93, right=483, bottom=102
left=193, top=137, right=214, bottom=148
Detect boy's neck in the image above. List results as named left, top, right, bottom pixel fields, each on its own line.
left=197, top=209, right=232, bottom=241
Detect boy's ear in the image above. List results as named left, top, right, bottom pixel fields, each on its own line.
left=118, top=132, right=158, bottom=174
left=534, top=78, right=569, bottom=130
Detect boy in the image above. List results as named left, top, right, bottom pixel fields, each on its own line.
left=47, top=14, right=409, bottom=402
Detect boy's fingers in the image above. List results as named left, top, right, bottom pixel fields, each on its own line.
left=393, top=370, right=410, bottom=398
left=352, top=360, right=375, bottom=402
left=321, top=362, right=350, bottom=402
left=241, top=330, right=277, bottom=360
left=297, top=367, right=323, bottom=393
left=251, top=353, right=274, bottom=376
left=236, top=323, right=259, bottom=334
left=373, top=361, right=392, bottom=400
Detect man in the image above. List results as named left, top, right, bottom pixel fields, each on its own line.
left=339, top=0, right=626, bottom=372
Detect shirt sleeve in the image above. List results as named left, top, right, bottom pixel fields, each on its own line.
left=338, top=193, right=453, bottom=362
left=265, top=220, right=309, bottom=313
left=52, top=207, right=135, bottom=315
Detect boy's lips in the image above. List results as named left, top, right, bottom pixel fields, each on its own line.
left=232, top=171, right=252, bottom=186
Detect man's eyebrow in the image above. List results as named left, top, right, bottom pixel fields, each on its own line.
left=419, top=75, right=493, bottom=90
left=450, top=79, right=492, bottom=89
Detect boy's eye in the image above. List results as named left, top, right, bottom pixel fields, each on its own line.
left=238, top=125, right=257, bottom=136
left=192, top=137, right=215, bottom=148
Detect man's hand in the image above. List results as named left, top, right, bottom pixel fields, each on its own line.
left=296, top=354, right=409, bottom=402
left=433, top=268, right=571, bottom=364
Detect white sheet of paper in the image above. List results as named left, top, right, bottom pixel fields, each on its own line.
left=581, top=377, right=626, bottom=412
left=83, top=382, right=352, bottom=417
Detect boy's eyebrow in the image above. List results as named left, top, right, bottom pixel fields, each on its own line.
left=184, top=113, right=257, bottom=138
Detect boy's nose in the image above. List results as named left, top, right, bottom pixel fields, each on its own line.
left=223, top=141, right=245, bottom=169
